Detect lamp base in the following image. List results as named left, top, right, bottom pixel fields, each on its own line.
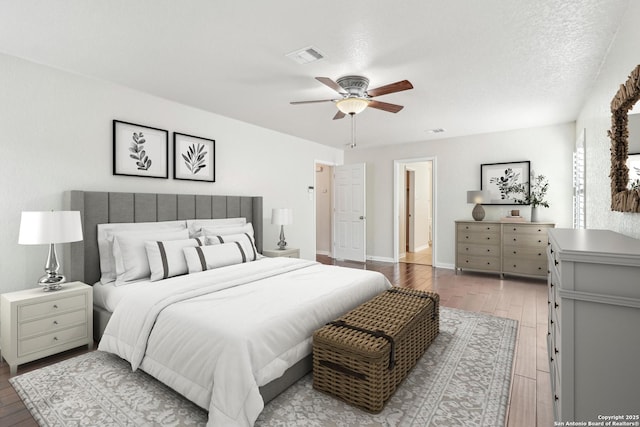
left=277, top=225, right=287, bottom=249
left=38, top=273, right=66, bottom=292
left=472, top=203, right=486, bottom=221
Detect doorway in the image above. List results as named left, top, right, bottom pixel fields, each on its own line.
left=395, top=159, right=434, bottom=266
left=315, top=162, right=334, bottom=258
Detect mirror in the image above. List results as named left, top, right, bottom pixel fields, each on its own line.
left=609, top=64, right=640, bottom=212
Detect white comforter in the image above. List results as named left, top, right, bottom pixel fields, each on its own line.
left=98, top=257, right=391, bottom=426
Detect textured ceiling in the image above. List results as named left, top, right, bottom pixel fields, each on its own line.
left=0, top=0, right=631, bottom=149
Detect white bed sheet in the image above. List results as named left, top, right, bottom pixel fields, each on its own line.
left=92, top=279, right=151, bottom=312
left=99, top=257, right=391, bottom=427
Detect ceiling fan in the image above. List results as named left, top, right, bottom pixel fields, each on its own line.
left=290, top=75, right=414, bottom=120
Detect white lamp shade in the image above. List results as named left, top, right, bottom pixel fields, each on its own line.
left=336, top=97, right=369, bottom=115
left=467, top=191, right=490, bottom=204
left=271, top=208, right=293, bottom=226
left=19, top=211, right=83, bottom=245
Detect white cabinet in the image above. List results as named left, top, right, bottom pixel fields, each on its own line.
left=1, top=282, right=93, bottom=375
left=547, top=229, right=640, bottom=422
left=455, top=221, right=554, bottom=279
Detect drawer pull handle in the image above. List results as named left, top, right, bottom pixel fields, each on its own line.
left=487, top=262, right=491, bottom=265
left=513, top=251, right=517, bottom=254
left=555, top=395, right=559, bottom=401
left=538, top=267, right=542, bottom=270
left=555, top=303, right=559, bottom=308
left=555, top=348, right=559, bottom=354
left=550, top=356, right=554, bottom=362
left=465, top=236, right=469, bottom=239
left=551, top=282, right=554, bottom=287
left=53, top=304, right=58, bottom=309
left=53, top=320, right=58, bottom=325
left=486, top=237, right=490, bottom=240
left=538, top=253, right=542, bottom=256
left=538, top=229, right=542, bottom=232
left=513, top=264, right=517, bottom=267
left=550, top=319, right=554, bottom=325
left=550, top=247, right=553, bottom=252
left=53, top=336, right=58, bottom=341
left=487, top=249, right=490, bottom=252
left=538, top=240, right=542, bottom=243
left=554, top=260, right=559, bottom=266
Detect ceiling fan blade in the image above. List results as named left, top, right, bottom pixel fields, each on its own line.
left=316, top=77, right=347, bottom=94
left=333, top=110, right=346, bottom=120
left=368, top=100, right=404, bottom=113
left=366, top=80, right=413, bottom=97
left=290, top=99, right=336, bottom=105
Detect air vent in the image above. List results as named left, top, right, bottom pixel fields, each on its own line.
left=426, top=128, right=446, bottom=134
left=285, top=46, right=325, bottom=64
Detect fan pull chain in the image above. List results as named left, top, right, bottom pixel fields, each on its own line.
left=350, top=112, right=356, bottom=148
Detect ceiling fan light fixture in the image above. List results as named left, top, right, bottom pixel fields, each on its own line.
left=336, top=97, right=369, bottom=115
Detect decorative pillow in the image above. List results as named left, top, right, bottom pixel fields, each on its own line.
left=205, top=233, right=259, bottom=261
left=97, top=221, right=186, bottom=284
left=183, top=242, right=255, bottom=273
left=145, top=237, right=206, bottom=281
left=187, top=218, right=246, bottom=238
left=112, top=229, right=189, bottom=285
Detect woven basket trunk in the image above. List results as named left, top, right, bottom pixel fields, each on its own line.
left=312, top=288, right=440, bottom=413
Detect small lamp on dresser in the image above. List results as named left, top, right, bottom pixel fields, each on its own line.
left=467, top=191, right=489, bottom=221
left=18, top=210, right=83, bottom=291
left=271, top=208, right=293, bottom=250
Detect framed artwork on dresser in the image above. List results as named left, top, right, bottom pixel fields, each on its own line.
left=113, top=120, right=169, bottom=179
left=481, top=160, right=530, bottom=205
left=173, top=132, right=216, bottom=182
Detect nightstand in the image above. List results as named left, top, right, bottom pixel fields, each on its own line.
left=262, top=248, right=300, bottom=258
left=1, top=281, right=93, bottom=375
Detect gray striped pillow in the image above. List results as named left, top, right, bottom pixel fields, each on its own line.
left=145, top=238, right=205, bottom=281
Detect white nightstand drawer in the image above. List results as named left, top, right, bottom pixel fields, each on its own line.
left=18, top=324, right=88, bottom=357
left=18, top=294, right=86, bottom=321
left=19, top=308, right=87, bottom=338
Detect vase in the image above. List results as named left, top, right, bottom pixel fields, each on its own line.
left=531, top=206, right=538, bottom=222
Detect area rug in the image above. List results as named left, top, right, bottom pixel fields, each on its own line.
left=10, top=307, right=517, bottom=427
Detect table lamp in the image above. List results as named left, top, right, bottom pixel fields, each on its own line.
left=271, top=208, right=293, bottom=250
left=18, top=210, right=83, bottom=291
left=467, top=191, right=489, bottom=221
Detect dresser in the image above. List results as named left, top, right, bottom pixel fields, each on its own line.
left=455, top=220, right=554, bottom=278
left=547, top=229, right=640, bottom=422
left=1, top=282, right=93, bottom=375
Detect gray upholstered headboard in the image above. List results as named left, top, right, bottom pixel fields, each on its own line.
left=67, top=191, right=263, bottom=285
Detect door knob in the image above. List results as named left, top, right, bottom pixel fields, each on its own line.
left=359, top=216, right=365, bottom=220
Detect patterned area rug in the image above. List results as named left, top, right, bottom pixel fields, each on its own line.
left=10, top=307, right=517, bottom=427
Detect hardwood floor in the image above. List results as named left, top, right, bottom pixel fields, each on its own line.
left=399, top=246, right=433, bottom=266
left=0, top=258, right=552, bottom=427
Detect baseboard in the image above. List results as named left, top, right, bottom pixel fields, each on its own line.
left=434, top=262, right=455, bottom=270
left=413, top=244, right=430, bottom=252
left=367, top=255, right=395, bottom=263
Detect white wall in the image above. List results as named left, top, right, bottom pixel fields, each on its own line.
left=345, top=123, right=575, bottom=267
left=575, top=0, right=640, bottom=238
left=0, top=53, right=343, bottom=293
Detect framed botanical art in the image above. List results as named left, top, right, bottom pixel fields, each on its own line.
left=627, top=153, right=640, bottom=187
left=174, top=132, right=215, bottom=182
left=113, top=120, right=168, bottom=178
left=481, top=160, right=530, bottom=205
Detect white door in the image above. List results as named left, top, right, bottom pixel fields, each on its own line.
left=333, top=163, right=366, bottom=262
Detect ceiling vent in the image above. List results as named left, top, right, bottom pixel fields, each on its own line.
left=426, top=128, right=446, bottom=134
left=285, top=46, right=325, bottom=64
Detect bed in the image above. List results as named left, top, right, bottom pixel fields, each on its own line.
left=67, top=190, right=391, bottom=427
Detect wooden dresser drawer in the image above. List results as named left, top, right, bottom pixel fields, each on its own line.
left=18, top=324, right=88, bottom=357
left=457, top=231, right=500, bottom=244
left=19, top=308, right=87, bottom=338
left=503, top=245, right=546, bottom=259
left=18, top=294, right=87, bottom=321
left=503, top=232, right=548, bottom=247
left=503, top=224, right=552, bottom=235
left=457, top=243, right=500, bottom=257
left=457, top=255, right=501, bottom=271
left=503, top=257, right=546, bottom=276
left=457, top=223, right=500, bottom=233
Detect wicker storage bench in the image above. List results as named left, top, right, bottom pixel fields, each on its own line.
left=312, top=287, right=439, bottom=412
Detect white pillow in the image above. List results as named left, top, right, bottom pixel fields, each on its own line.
left=145, top=237, right=205, bottom=281
left=187, top=218, right=246, bottom=238
left=97, top=221, right=186, bottom=284
left=183, top=242, right=254, bottom=273
left=113, top=229, right=189, bottom=285
left=201, top=222, right=254, bottom=238
left=205, top=233, right=259, bottom=261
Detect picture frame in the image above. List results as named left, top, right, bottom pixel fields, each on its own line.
left=173, top=132, right=216, bottom=182
left=113, top=120, right=168, bottom=179
left=628, top=153, right=640, bottom=185
left=481, top=160, right=531, bottom=205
